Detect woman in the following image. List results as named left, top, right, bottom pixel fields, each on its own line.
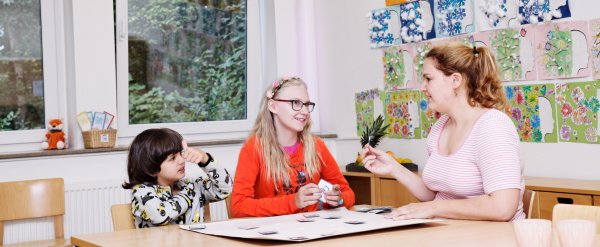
left=362, top=42, right=524, bottom=221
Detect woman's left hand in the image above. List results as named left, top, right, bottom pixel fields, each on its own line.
left=324, top=184, right=343, bottom=207
left=181, top=140, right=209, bottom=164
left=385, top=201, right=436, bottom=220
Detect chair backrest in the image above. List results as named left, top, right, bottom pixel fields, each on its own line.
left=0, top=178, right=65, bottom=245
left=111, top=203, right=135, bottom=231
left=552, top=204, right=600, bottom=233
left=111, top=196, right=231, bottom=230
left=522, top=189, right=536, bottom=219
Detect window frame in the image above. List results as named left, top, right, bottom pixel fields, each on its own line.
left=115, top=0, right=262, bottom=140
left=0, top=0, right=65, bottom=151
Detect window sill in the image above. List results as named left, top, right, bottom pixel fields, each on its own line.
left=0, top=133, right=337, bottom=160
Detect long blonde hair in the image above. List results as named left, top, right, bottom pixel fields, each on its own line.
left=251, top=77, right=321, bottom=189
left=425, top=42, right=506, bottom=109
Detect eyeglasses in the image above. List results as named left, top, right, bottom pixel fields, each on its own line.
left=272, top=99, right=315, bottom=112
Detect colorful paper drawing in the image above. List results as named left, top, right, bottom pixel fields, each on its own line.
left=367, top=6, right=402, bottom=48
left=433, top=0, right=475, bottom=38
left=381, top=90, right=422, bottom=139
left=383, top=45, right=418, bottom=90
left=398, top=0, right=436, bottom=43
left=413, top=41, right=433, bottom=84
left=479, top=27, right=536, bottom=81
left=535, top=21, right=590, bottom=80
left=474, top=0, right=518, bottom=31
left=555, top=81, right=600, bottom=144
left=355, top=89, right=380, bottom=136
left=419, top=92, right=441, bottom=138
left=504, top=84, right=558, bottom=143
left=589, top=18, right=600, bottom=80
left=517, top=0, right=571, bottom=25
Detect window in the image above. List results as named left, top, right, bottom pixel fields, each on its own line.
left=116, top=0, right=261, bottom=138
left=0, top=1, right=63, bottom=150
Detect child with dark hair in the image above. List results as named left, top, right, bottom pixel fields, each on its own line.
left=123, top=128, right=232, bottom=228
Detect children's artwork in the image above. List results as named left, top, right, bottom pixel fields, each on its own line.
left=433, top=0, right=475, bottom=38
left=383, top=45, right=417, bottom=90
left=504, top=84, right=558, bottom=143
left=386, top=0, right=413, bottom=6
left=397, top=0, right=436, bottom=43
left=555, top=81, right=600, bottom=144
left=419, top=92, right=441, bottom=138
left=474, top=0, right=518, bottom=31
left=480, top=27, right=536, bottom=81
left=517, top=0, right=571, bottom=25
left=413, top=41, right=434, bottom=84
left=589, top=18, right=600, bottom=80
left=535, top=21, right=590, bottom=80
left=355, top=89, right=380, bottom=136
left=381, top=90, right=422, bottom=139
left=367, top=6, right=402, bottom=48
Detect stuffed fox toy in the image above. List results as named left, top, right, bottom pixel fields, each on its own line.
left=42, top=119, right=66, bottom=150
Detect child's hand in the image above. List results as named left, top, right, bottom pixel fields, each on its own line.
left=181, top=140, right=209, bottom=164
left=324, top=184, right=343, bottom=207
left=294, top=183, right=321, bottom=209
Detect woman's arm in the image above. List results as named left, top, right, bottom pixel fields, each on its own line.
left=131, top=184, right=193, bottom=225
left=361, top=145, right=435, bottom=201
left=387, top=188, right=520, bottom=221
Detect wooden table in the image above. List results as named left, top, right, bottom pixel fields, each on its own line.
left=71, top=219, right=518, bottom=247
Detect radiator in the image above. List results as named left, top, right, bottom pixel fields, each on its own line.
left=3, top=180, right=230, bottom=244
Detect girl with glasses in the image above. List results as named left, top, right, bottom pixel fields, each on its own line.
left=231, top=77, right=355, bottom=217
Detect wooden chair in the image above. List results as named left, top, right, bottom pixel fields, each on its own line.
left=552, top=204, right=600, bottom=233
left=111, top=196, right=232, bottom=230
left=110, top=204, right=135, bottom=231
left=0, top=178, right=67, bottom=246
left=522, top=189, right=536, bottom=219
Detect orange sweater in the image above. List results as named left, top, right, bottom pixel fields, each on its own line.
left=231, top=136, right=355, bottom=217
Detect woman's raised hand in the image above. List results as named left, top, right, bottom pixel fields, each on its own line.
left=360, top=145, right=398, bottom=176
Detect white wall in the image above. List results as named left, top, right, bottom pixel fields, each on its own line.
left=314, top=0, right=600, bottom=180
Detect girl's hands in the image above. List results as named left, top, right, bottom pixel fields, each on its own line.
left=294, top=183, right=321, bottom=209
left=360, top=145, right=399, bottom=176
left=181, top=140, right=209, bottom=164
left=324, top=184, right=342, bottom=207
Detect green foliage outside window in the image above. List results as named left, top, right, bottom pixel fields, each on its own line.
left=126, top=0, right=247, bottom=124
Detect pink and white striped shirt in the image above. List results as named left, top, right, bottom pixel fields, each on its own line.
left=422, top=109, right=525, bottom=221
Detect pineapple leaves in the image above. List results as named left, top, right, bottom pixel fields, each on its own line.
left=360, top=115, right=389, bottom=148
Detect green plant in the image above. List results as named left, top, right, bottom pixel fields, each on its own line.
left=360, top=114, right=390, bottom=148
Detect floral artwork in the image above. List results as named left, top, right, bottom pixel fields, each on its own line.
left=398, top=0, right=436, bottom=43
left=355, top=89, right=380, bottom=137
left=535, top=22, right=590, bottom=80
left=474, top=0, right=518, bottom=31
left=517, top=0, right=571, bottom=25
left=367, top=6, right=402, bottom=48
left=381, top=90, right=422, bottom=139
left=413, top=41, right=433, bottom=84
left=487, top=27, right=536, bottom=81
left=504, top=84, right=558, bottom=143
left=555, top=81, right=600, bottom=144
left=433, top=0, right=475, bottom=38
left=419, top=92, right=441, bottom=138
left=589, top=18, right=600, bottom=80
left=383, top=45, right=416, bottom=90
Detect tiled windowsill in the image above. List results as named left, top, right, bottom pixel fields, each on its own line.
left=0, top=133, right=337, bottom=160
